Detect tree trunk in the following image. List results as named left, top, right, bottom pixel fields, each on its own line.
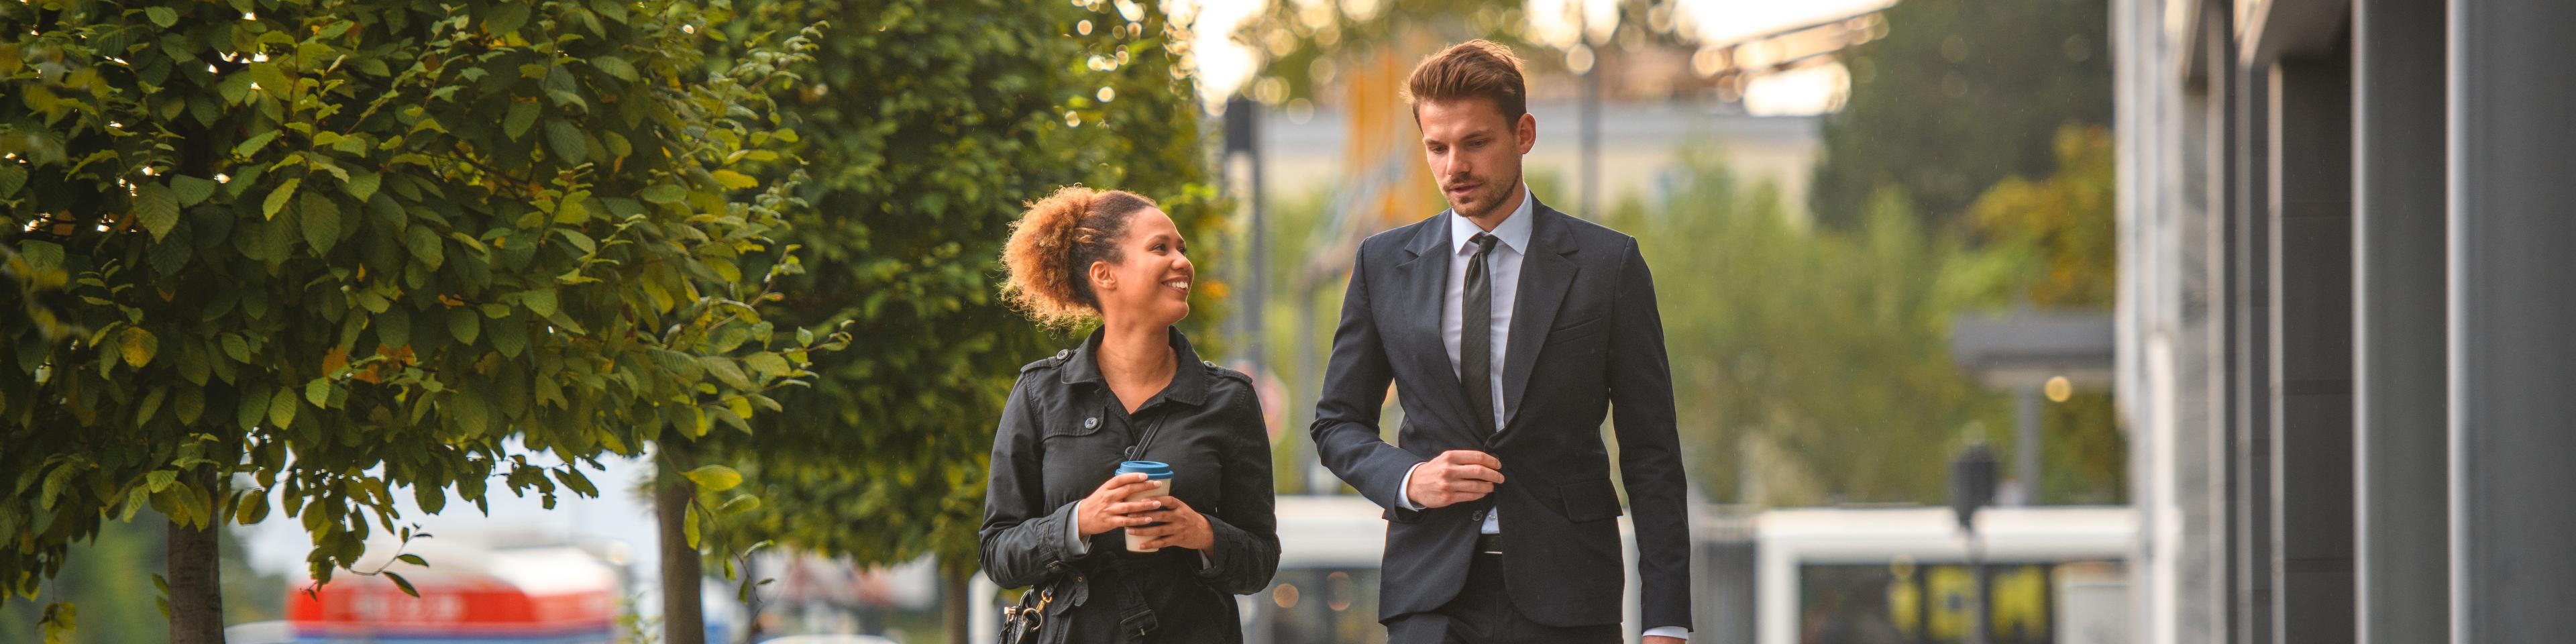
left=658, top=471, right=706, bottom=644
left=941, top=560, right=970, bottom=644
left=166, top=506, right=224, bottom=643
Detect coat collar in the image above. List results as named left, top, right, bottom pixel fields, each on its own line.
left=1057, top=326, right=1210, bottom=408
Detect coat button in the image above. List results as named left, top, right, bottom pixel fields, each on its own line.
left=1471, top=510, right=1487, bottom=521
left=1055, top=350, right=1070, bottom=360
left=1203, top=360, right=1217, bottom=368
left=1083, top=417, right=1098, bottom=429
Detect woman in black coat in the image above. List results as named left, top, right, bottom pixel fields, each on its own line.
left=979, top=187, right=1279, bottom=643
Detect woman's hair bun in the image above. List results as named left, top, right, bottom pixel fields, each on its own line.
left=1001, top=186, right=1159, bottom=326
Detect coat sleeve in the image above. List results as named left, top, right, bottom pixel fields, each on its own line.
left=1195, top=386, right=1281, bottom=594
left=1605, top=238, right=1694, bottom=631
left=1307, top=247, right=1429, bottom=513
left=979, top=372, right=1092, bottom=588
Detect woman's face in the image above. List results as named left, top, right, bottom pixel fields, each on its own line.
left=1090, top=208, right=1192, bottom=327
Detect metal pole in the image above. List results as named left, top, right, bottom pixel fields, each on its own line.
left=2015, top=384, right=2041, bottom=506
left=1968, top=531, right=1990, bottom=644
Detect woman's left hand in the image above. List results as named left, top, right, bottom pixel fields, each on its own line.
left=1127, top=495, right=1216, bottom=551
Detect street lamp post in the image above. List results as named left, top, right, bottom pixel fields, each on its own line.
left=1952, top=443, right=1998, bottom=644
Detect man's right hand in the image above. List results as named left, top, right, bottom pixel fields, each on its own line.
left=1076, top=472, right=1167, bottom=537
left=1406, top=450, right=1505, bottom=509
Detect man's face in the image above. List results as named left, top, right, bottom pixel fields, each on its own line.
left=1416, top=98, right=1537, bottom=221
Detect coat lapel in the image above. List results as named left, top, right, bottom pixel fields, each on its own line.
left=1391, top=216, right=1476, bottom=435
left=1499, top=203, right=1579, bottom=431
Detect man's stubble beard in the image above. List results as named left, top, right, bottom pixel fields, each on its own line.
left=1446, top=169, right=1522, bottom=221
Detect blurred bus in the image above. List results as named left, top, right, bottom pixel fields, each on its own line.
left=1750, top=506, right=2131, bottom=644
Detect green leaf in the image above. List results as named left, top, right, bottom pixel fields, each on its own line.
left=543, top=119, right=587, bottom=165
left=449, top=309, right=480, bottom=344
left=700, top=356, right=752, bottom=390
left=236, top=382, right=270, bottom=429
left=170, top=174, right=219, bottom=206
left=0, top=164, right=24, bottom=197
left=305, top=378, right=332, bottom=407
left=374, top=307, right=411, bottom=347
left=683, top=505, right=702, bottom=548
left=590, top=55, right=638, bottom=81
left=341, top=170, right=381, bottom=203
left=639, top=184, right=686, bottom=204
left=172, top=386, right=205, bottom=425
left=556, top=229, right=596, bottom=254
left=221, top=334, right=250, bottom=363
left=234, top=130, right=280, bottom=158
left=503, top=102, right=541, bottom=140
left=384, top=571, right=419, bottom=598
left=268, top=387, right=299, bottom=430
left=681, top=465, right=742, bottom=492
left=484, top=3, right=531, bottom=34
left=300, top=192, right=342, bottom=254
left=405, top=225, right=444, bottom=268
left=555, top=469, right=598, bottom=497
left=136, top=182, right=180, bottom=240
left=145, top=6, right=178, bottom=28
left=521, top=289, right=557, bottom=317
left=135, top=387, right=166, bottom=427
left=119, top=327, right=158, bottom=368
left=743, top=352, right=790, bottom=376
left=718, top=494, right=761, bottom=515
left=396, top=553, right=428, bottom=568
left=262, top=178, right=299, bottom=220
left=488, top=310, right=527, bottom=358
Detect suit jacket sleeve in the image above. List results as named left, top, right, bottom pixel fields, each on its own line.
left=1308, top=246, right=1428, bottom=512
left=1607, top=238, right=1694, bottom=631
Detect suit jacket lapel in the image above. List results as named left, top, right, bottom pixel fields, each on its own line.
left=1500, top=203, right=1579, bottom=431
left=1391, top=216, right=1477, bottom=436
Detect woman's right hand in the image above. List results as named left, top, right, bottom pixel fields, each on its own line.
left=1075, top=472, right=1167, bottom=537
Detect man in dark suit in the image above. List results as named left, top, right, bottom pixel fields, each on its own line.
left=1308, top=40, right=1693, bottom=644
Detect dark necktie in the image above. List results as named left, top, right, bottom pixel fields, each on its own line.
left=1461, top=232, right=1499, bottom=435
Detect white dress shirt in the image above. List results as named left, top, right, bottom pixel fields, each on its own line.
left=1392, top=187, right=1691, bottom=641
left=1393, top=186, right=1532, bottom=531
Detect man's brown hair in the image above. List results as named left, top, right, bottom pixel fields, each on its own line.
left=1404, top=40, right=1527, bottom=121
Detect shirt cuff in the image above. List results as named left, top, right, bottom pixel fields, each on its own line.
left=1062, top=500, right=1090, bottom=556
left=1643, top=627, right=1690, bottom=640
left=1393, top=462, right=1428, bottom=510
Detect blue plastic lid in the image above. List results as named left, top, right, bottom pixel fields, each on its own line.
left=1115, top=460, right=1175, bottom=480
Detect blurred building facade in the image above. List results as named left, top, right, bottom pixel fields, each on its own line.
left=2112, top=1, right=2576, bottom=643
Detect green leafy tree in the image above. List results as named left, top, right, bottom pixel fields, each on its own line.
left=1, top=1, right=820, bottom=641
left=1968, top=124, right=2123, bottom=503
left=1605, top=149, right=2024, bottom=504
left=1810, top=0, right=2110, bottom=229
left=691, top=0, right=1223, bottom=639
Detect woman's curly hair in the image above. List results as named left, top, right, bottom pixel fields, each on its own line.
left=1000, top=186, right=1160, bottom=326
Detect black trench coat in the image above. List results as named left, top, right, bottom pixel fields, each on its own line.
left=979, top=327, right=1280, bottom=644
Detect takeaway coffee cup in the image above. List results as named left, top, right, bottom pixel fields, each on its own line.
left=1115, top=461, right=1175, bottom=552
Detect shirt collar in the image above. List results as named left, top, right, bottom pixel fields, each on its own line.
left=1450, top=183, right=1536, bottom=256
left=1057, top=326, right=1210, bottom=408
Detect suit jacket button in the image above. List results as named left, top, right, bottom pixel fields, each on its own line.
left=1084, top=417, right=1099, bottom=429
left=1471, top=510, right=1486, bottom=521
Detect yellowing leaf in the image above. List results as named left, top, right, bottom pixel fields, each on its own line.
left=682, top=465, right=741, bottom=492
left=119, top=327, right=158, bottom=368
left=710, top=170, right=758, bottom=190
